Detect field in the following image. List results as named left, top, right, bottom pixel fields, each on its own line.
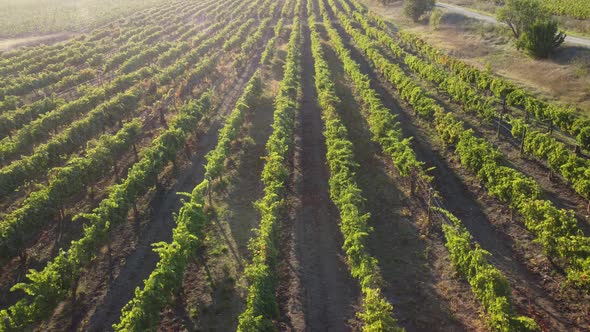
left=0, top=0, right=589, bottom=331
left=0, top=0, right=171, bottom=38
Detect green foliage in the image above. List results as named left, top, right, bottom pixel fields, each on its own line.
left=113, top=2, right=278, bottom=328
left=429, top=8, right=444, bottom=30
left=438, top=208, right=539, bottom=331
left=329, top=0, right=540, bottom=327
left=311, top=6, right=402, bottom=329
left=394, top=23, right=590, bottom=203
left=481, top=0, right=590, bottom=19
left=516, top=19, right=566, bottom=58
left=0, top=0, right=170, bottom=38
left=403, top=0, right=435, bottom=21
left=237, top=4, right=301, bottom=329
left=496, top=0, right=549, bottom=38
left=205, top=73, right=262, bottom=180
left=0, top=120, right=141, bottom=258
left=338, top=0, right=590, bottom=294
left=0, top=94, right=212, bottom=331
left=114, top=184, right=208, bottom=331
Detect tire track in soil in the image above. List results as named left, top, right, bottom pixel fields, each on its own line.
left=84, top=62, right=260, bottom=332
left=282, top=19, right=361, bottom=332
left=323, top=2, right=580, bottom=330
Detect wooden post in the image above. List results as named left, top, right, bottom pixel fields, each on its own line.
left=107, top=232, right=113, bottom=284
left=520, top=126, right=527, bottom=155
left=497, top=113, right=502, bottom=138
left=208, top=180, right=212, bottom=206
left=132, top=143, right=139, bottom=161
left=70, top=274, right=80, bottom=326
left=427, top=187, right=434, bottom=223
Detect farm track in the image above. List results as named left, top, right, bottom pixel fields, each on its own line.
left=323, top=0, right=588, bottom=330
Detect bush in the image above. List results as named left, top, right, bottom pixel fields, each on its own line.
left=404, top=0, right=435, bottom=22
left=517, top=20, right=566, bottom=58
left=497, top=0, right=549, bottom=38
left=430, top=8, right=443, bottom=30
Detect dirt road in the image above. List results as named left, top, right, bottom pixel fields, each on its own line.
left=437, top=2, right=590, bottom=48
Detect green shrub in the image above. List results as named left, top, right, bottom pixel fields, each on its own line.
left=403, top=0, right=435, bottom=22
left=517, top=20, right=566, bottom=58
left=430, top=8, right=443, bottom=30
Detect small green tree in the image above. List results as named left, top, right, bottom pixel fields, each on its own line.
left=430, top=8, right=443, bottom=30
left=404, top=0, right=435, bottom=22
left=517, top=20, right=566, bottom=58
left=497, top=0, right=548, bottom=38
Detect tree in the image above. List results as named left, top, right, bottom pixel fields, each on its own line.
left=497, top=0, right=548, bottom=39
left=404, top=0, right=435, bottom=22
left=517, top=20, right=566, bottom=58
left=430, top=8, right=444, bottom=30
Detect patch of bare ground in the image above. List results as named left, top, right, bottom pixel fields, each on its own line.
left=324, top=6, right=590, bottom=330
left=279, top=19, right=362, bottom=332
left=320, top=28, right=482, bottom=332
left=0, top=32, right=76, bottom=51
left=359, top=0, right=590, bottom=116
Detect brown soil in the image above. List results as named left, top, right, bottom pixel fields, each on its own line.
left=277, top=18, right=362, bottom=331
left=370, top=37, right=590, bottom=225
left=79, top=66, right=260, bottom=332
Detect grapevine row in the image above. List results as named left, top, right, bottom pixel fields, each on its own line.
left=0, top=0, right=248, bottom=196
left=344, top=7, right=590, bottom=208
left=237, top=1, right=301, bottom=329
left=329, top=0, right=590, bottom=287
left=321, top=1, right=540, bottom=329
left=114, top=69, right=263, bottom=332
left=0, top=93, right=212, bottom=331
left=309, top=5, right=401, bottom=330
left=395, top=31, right=590, bottom=151
left=0, top=0, right=262, bottom=260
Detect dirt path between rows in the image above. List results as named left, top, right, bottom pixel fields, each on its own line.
left=280, top=19, right=361, bottom=331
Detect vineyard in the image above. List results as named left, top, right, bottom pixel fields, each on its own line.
left=0, top=0, right=589, bottom=331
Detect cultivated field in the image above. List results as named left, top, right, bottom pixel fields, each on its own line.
left=0, top=0, right=589, bottom=331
